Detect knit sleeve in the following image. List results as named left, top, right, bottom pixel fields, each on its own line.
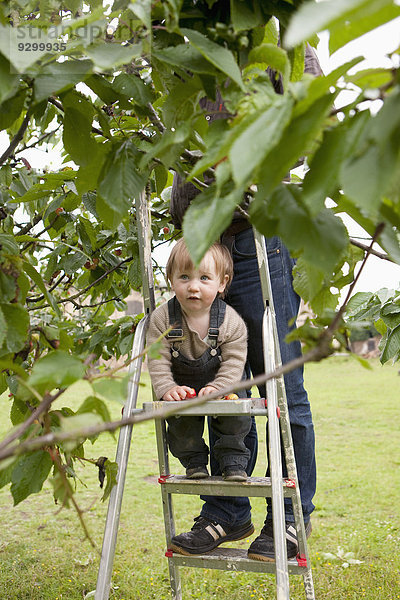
left=146, top=304, right=177, bottom=400
left=207, top=306, right=248, bottom=394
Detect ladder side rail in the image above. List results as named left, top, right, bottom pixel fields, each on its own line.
left=95, top=316, right=149, bottom=600
left=136, top=190, right=182, bottom=598
left=136, top=190, right=156, bottom=315
left=253, top=229, right=314, bottom=599
left=155, top=418, right=183, bottom=600
left=96, top=190, right=157, bottom=599
left=264, top=307, right=290, bottom=600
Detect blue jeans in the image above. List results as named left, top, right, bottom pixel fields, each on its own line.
left=201, top=229, right=316, bottom=526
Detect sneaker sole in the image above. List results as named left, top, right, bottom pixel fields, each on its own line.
left=223, top=475, right=248, bottom=482
left=186, top=472, right=209, bottom=479
left=170, top=523, right=255, bottom=556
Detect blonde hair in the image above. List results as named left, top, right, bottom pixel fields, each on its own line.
left=166, top=238, right=233, bottom=291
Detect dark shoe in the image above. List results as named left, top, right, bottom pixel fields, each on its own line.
left=185, top=466, right=209, bottom=479
left=170, top=516, right=255, bottom=555
left=248, top=520, right=312, bottom=562
left=222, top=466, right=248, bottom=482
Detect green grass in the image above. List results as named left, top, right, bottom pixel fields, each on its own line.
left=0, top=356, right=399, bottom=600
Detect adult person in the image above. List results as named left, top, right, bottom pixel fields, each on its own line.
left=168, top=45, right=323, bottom=561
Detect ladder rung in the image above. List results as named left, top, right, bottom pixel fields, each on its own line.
left=159, top=475, right=296, bottom=498
left=165, top=547, right=308, bottom=574
left=142, top=398, right=267, bottom=416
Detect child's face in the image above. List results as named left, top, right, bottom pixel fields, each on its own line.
left=170, top=253, right=228, bottom=316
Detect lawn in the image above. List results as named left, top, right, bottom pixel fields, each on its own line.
left=0, top=355, right=399, bottom=600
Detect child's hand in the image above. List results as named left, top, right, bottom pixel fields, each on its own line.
left=162, top=386, right=195, bottom=401
left=198, top=385, right=219, bottom=397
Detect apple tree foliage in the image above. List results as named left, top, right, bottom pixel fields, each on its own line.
left=0, top=0, right=400, bottom=509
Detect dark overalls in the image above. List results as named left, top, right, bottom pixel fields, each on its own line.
left=165, top=296, right=251, bottom=471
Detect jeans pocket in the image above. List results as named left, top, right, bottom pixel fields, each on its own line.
left=233, top=231, right=281, bottom=258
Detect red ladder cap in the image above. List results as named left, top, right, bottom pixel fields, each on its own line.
left=296, top=553, right=307, bottom=567
left=165, top=550, right=173, bottom=557
left=276, top=406, right=281, bottom=419
left=158, top=475, right=171, bottom=484
left=285, top=479, right=296, bottom=488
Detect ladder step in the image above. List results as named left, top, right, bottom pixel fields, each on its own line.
left=159, top=475, right=296, bottom=498
left=143, top=398, right=267, bottom=416
left=165, top=547, right=308, bottom=574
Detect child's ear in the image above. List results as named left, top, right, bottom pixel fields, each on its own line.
left=218, top=274, right=229, bottom=294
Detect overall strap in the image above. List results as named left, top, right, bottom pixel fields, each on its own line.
left=166, top=297, right=184, bottom=352
left=208, top=297, right=226, bottom=349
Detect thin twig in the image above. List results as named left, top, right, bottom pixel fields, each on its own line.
left=0, top=387, right=65, bottom=453
left=27, top=258, right=133, bottom=310
left=0, top=110, right=32, bottom=166
left=349, top=236, right=392, bottom=262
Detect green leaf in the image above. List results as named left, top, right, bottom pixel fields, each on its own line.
left=34, top=59, right=93, bottom=102
left=62, top=90, right=98, bottom=167
left=0, top=459, right=16, bottom=490
left=250, top=185, right=348, bottom=272
left=0, top=88, right=26, bottom=130
left=29, top=351, right=86, bottom=390
left=289, top=43, right=305, bottom=82
left=154, top=44, right=220, bottom=76
left=77, top=396, right=111, bottom=423
left=285, top=0, right=399, bottom=52
left=0, top=25, right=52, bottom=72
left=0, top=303, right=29, bottom=355
left=340, top=90, right=400, bottom=216
left=229, top=96, right=293, bottom=186
left=101, top=459, right=118, bottom=502
left=85, top=41, right=141, bottom=70
left=259, top=92, right=334, bottom=196
left=183, top=187, right=243, bottom=265
left=328, top=2, right=400, bottom=55
left=59, top=412, right=103, bottom=451
left=91, top=377, right=128, bottom=405
left=113, top=72, right=155, bottom=105
left=303, top=123, right=348, bottom=215
left=380, top=323, right=400, bottom=364
left=230, top=0, right=262, bottom=31
left=141, top=122, right=191, bottom=169
left=11, top=451, right=53, bottom=505
left=248, top=44, right=290, bottom=83
left=98, top=141, right=146, bottom=214
left=128, top=258, right=143, bottom=290
left=10, top=398, right=30, bottom=425
left=129, top=0, right=151, bottom=29
left=22, top=260, right=61, bottom=316
left=346, top=291, right=374, bottom=317
left=0, top=54, right=19, bottom=104
left=180, top=28, right=244, bottom=90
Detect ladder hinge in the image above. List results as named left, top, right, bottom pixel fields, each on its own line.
left=158, top=475, right=171, bottom=484
left=296, top=554, right=307, bottom=567
left=285, top=479, right=296, bottom=488
left=165, top=550, right=174, bottom=557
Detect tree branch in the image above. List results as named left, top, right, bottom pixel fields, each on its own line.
left=349, top=236, right=393, bottom=263
left=0, top=226, right=381, bottom=464
left=27, top=257, right=132, bottom=310
left=0, top=109, right=32, bottom=166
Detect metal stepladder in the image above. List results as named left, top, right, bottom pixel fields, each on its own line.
left=94, top=192, right=315, bottom=600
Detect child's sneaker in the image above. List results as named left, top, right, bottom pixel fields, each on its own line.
left=222, top=466, right=248, bottom=481
left=185, top=466, right=209, bottom=479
